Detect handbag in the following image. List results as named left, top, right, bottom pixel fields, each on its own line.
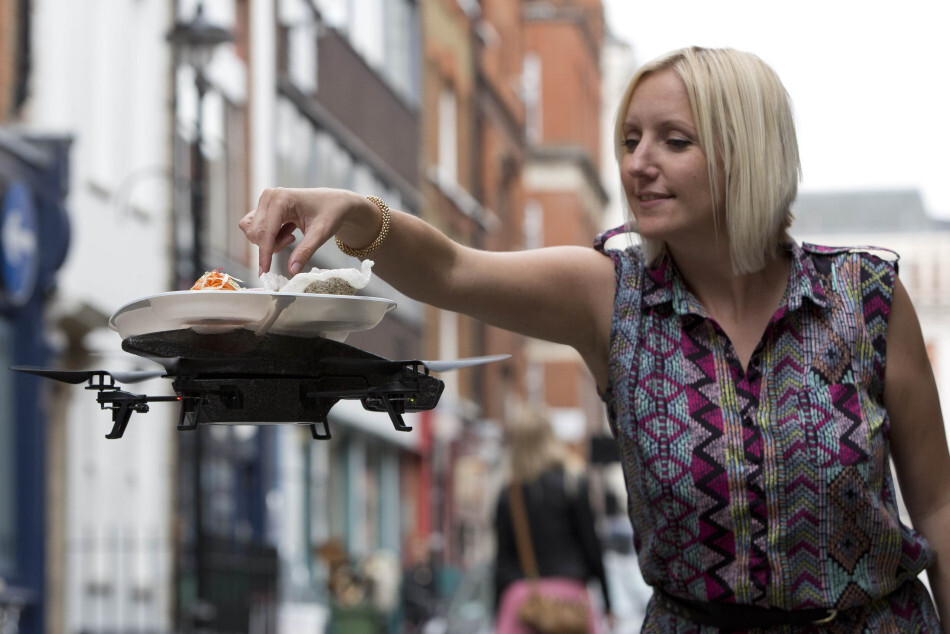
left=507, top=480, right=591, bottom=634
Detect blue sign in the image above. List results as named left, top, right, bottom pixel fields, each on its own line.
left=1, top=182, right=39, bottom=307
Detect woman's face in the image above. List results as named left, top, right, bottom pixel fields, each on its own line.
left=619, top=69, right=722, bottom=251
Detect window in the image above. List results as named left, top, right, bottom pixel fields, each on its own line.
left=352, top=0, right=385, bottom=69
left=276, top=100, right=315, bottom=188
left=382, top=0, right=421, bottom=102
left=87, top=3, right=124, bottom=190
left=207, top=98, right=250, bottom=262
left=438, top=89, right=458, bottom=184
left=315, top=0, right=350, bottom=31
left=314, top=0, right=420, bottom=104
left=524, top=199, right=544, bottom=250
left=279, top=0, right=318, bottom=93
left=276, top=96, right=416, bottom=234
left=288, top=21, right=318, bottom=93
left=523, top=52, right=542, bottom=143
left=440, top=311, right=459, bottom=401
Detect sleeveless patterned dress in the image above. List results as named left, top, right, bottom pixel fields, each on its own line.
left=594, top=228, right=941, bottom=633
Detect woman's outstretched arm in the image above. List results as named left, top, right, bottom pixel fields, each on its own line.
left=240, top=187, right=617, bottom=385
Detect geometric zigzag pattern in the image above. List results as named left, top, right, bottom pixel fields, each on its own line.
left=593, top=229, right=940, bottom=632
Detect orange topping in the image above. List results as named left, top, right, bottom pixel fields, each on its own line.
left=190, top=268, right=244, bottom=291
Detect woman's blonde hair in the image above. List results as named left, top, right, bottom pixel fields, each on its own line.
left=613, top=47, right=801, bottom=274
left=504, top=407, right=568, bottom=484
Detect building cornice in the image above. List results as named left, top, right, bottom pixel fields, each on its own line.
left=523, top=1, right=603, bottom=64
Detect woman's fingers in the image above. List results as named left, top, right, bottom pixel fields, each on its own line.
left=243, top=188, right=298, bottom=274
left=289, top=219, right=333, bottom=275
left=238, top=207, right=255, bottom=233
left=240, top=188, right=358, bottom=275
left=274, top=222, right=298, bottom=253
left=256, top=188, right=291, bottom=273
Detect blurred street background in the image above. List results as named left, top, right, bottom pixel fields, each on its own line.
left=1, top=1, right=947, bottom=633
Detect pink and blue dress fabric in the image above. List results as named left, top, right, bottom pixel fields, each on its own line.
left=594, top=227, right=940, bottom=632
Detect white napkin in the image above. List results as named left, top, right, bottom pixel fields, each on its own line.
left=260, top=259, right=374, bottom=295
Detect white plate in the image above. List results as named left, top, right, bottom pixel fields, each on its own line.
left=109, top=290, right=397, bottom=340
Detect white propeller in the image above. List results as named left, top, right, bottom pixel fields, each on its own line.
left=423, top=354, right=511, bottom=372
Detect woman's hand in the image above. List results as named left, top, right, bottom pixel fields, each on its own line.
left=239, top=187, right=380, bottom=276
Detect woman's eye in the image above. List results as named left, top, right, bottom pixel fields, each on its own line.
left=667, top=138, right=692, bottom=150
left=622, top=138, right=639, bottom=151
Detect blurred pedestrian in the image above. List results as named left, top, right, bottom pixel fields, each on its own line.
left=492, top=408, right=612, bottom=633
left=401, top=535, right=437, bottom=634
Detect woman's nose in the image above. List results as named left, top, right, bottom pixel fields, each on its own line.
left=625, top=143, right=658, bottom=180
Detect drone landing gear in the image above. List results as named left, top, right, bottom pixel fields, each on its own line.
left=303, top=393, right=412, bottom=441
left=95, top=390, right=179, bottom=439
left=310, top=420, right=331, bottom=440
left=177, top=397, right=203, bottom=431
left=363, top=390, right=413, bottom=433
left=380, top=395, right=412, bottom=432
left=98, top=391, right=147, bottom=439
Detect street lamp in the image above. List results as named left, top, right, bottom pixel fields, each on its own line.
left=167, top=1, right=233, bottom=282
left=166, top=4, right=232, bottom=629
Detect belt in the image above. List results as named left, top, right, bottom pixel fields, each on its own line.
left=656, top=589, right=838, bottom=631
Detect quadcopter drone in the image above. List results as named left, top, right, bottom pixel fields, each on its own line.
left=13, top=328, right=507, bottom=440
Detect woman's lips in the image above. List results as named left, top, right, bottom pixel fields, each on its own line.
left=636, top=193, right=672, bottom=209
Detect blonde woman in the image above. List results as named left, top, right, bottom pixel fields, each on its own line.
left=492, top=409, right=612, bottom=633
left=241, top=47, right=949, bottom=631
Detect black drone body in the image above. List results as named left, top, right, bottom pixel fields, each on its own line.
left=13, top=329, right=502, bottom=440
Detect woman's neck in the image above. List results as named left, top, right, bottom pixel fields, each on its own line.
left=667, top=241, right=790, bottom=323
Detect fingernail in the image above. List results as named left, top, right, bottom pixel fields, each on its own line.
left=289, top=261, right=301, bottom=276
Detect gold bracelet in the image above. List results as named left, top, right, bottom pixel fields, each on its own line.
left=335, top=195, right=391, bottom=259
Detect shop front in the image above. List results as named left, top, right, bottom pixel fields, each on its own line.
left=0, top=131, right=71, bottom=634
